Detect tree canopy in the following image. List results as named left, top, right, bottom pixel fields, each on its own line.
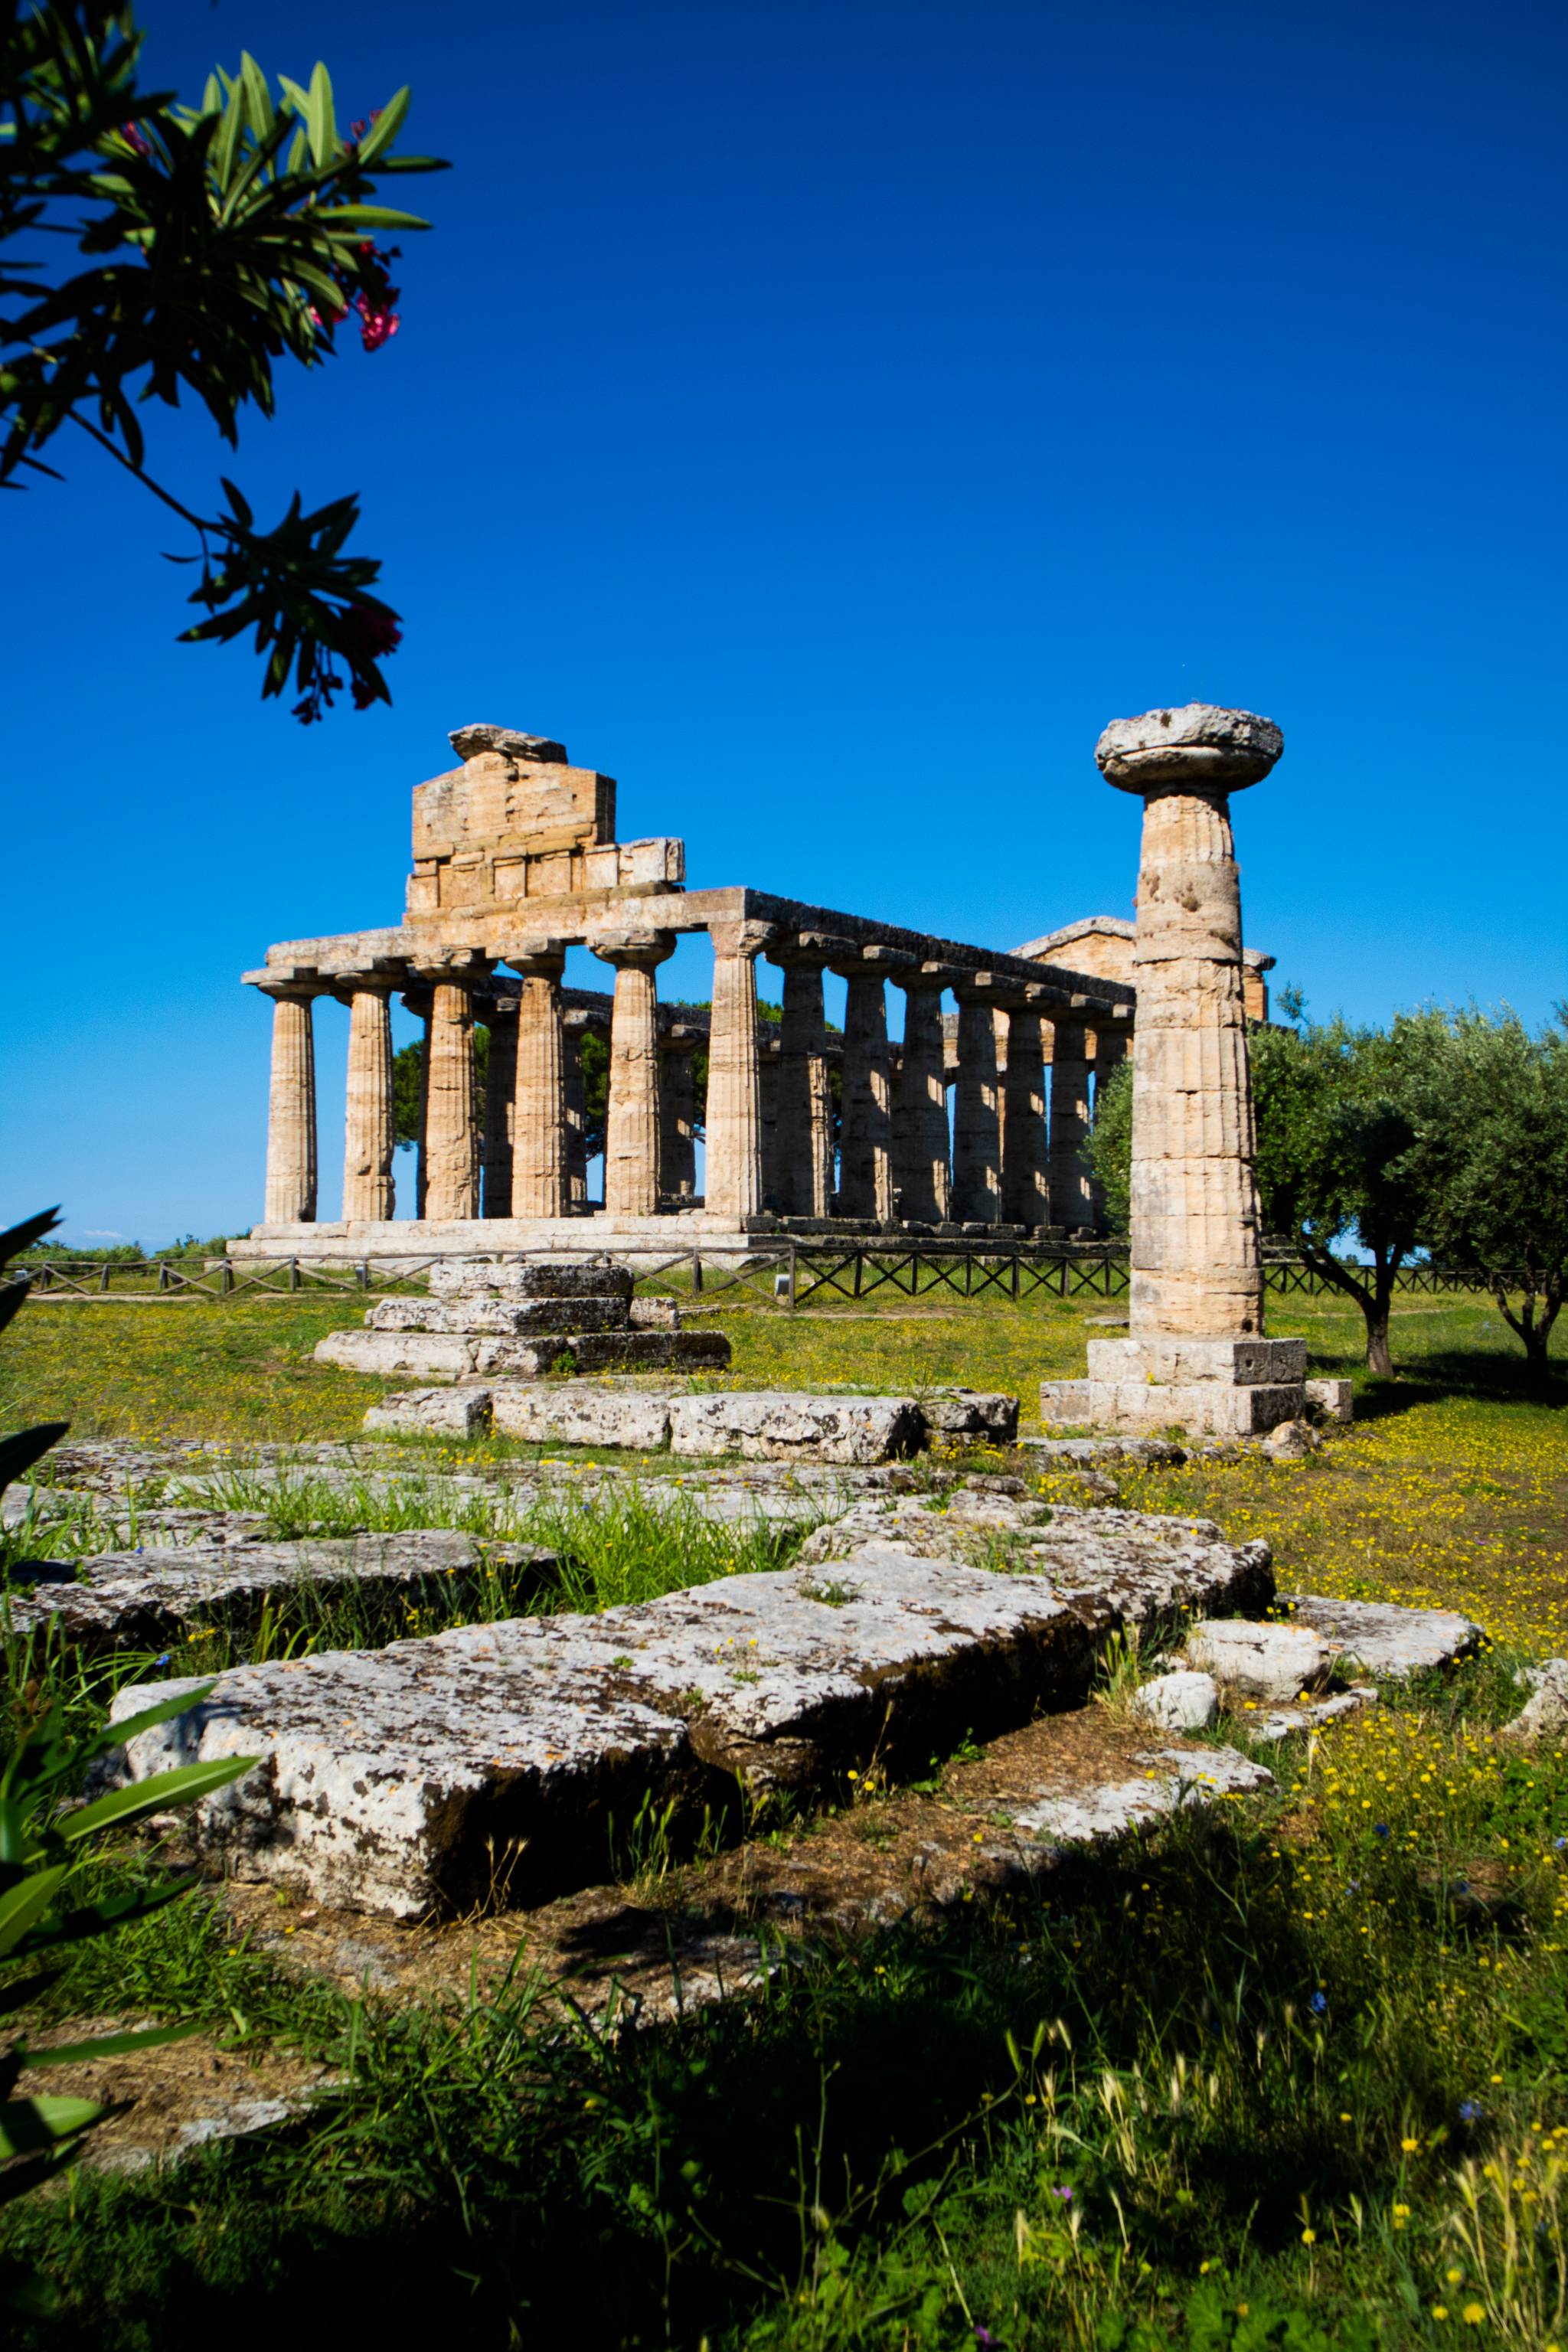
left=2, top=2, right=445, bottom=718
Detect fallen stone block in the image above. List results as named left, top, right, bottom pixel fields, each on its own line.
left=1247, top=1686, right=1378, bottom=1743
left=629, top=1297, right=682, bottom=1331
left=362, top=1387, right=494, bottom=1439
left=1186, top=1619, right=1332, bottom=1703
left=5, top=1531, right=550, bottom=1658
left=1132, top=1669, right=1220, bottom=1732
left=316, top=1328, right=482, bottom=1382
left=429, top=1259, right=635, bottom=1302
left=568, top=1331, right=731, bottom=1373
left=1018, top=1436, right=1186, bottom=1467
left=669, top=1393, right=923, bottom=1465
left=916, top=1390, right=1020, bottom=1444
left=1501, top=1658, right=1568, bottom=1743
left=491, top=1386, right=673, bottom=1451
left=367, top=1297, right=630, bottom=1337
left=1285, top=1595, right=1481, bottom=1679
left=106, top=1549, right=1096, bottom=1917
left=1304, top=1378, right=1355, bottom=1425
left=1262, top=1418, right=1322, bottom=1461
left=1006, top=1745, right=1272, bottom=1845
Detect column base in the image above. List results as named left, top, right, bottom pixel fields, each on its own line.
left=1041, top=1332, right=1312, bottom=1438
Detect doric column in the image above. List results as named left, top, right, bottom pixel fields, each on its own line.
left=480, top=998, right=518, bottom=1219
left=951, top=977, right=1003, bottom=1223
left=830, top=948, right=905, bottom=1222
left=421, top=974, right=482, bottom=1220
left=893, top=966, right=952, bottom=1223
left=705, top=919, right=774, bottom=1223
left=1096, top=703, right=1282, bottom=1338
left=563, top=1013, right=591, bottom=1208
left=508, top=946, right=568, bottom=1217
left=339, top=978, right=397, bottom=1222
left=658, top=1024, right=701, bottom=1200
left=1001, top=991, right=1050, bottom=1229
left=593, top=930, right=675, bottom=1217
left=759, top=1030, right=781, bottom=1209
left=261, top=982, right=318, bottom=1224
left=772, top=936, right=835, bottom=1218
left=1087, top=1022, right=1131, bottom=1233
left=1048, top=1014, right=1094, bottom=1233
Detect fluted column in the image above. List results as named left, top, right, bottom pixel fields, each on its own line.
left=341, top=982, right=396, bottom=1222
left=658, top=1027, right=701, bottom=1200
left=480, top=1002, right=518, bottom=1219
left=593, top=931, right=675, bottom=1217
left=509, top=948, right=568, bottom=1217
left=773, top=939, right=835, bottom=1217
left=759, top=1031, right=781, bottom=1209
left=893, top=969, right=952, bottom=1223
left=564, top=1017, right=591, bottom=1207
left=1001, top=995, right=1050, bottom=1229
left=831, top=954, right=899, bottom=1221
left=262, top=983, right=318, bottom=1224
left=423, top=978, right=482, bottom=1220
left=1048, top=1016, right=1094, bottom=1233
left=951, top=979, right=1002, bottom=1223
left=705, top=919, right=773, bottom=1223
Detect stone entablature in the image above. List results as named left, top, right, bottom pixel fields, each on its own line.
left=237, top=721, right=1137, bottom=1255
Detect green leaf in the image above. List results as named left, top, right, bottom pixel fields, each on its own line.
left=19, top=2021, right=203, bottom=2068
left=239, top=51, right=276, bottom=140
left=306, top=60, right=337, bottom=166
left=80, top=1681, right=216, bottom=1764
left=212, top=72, right=246, bottom=189
left=0, top=2096, right=105, bottom=2160
left=355, top=86, right=410, bottom=165
left=64, top=1753, right=257, bottom=1841
left=0, top=1209, right=61, bottom=1264
left=0, top=1867, right=67, bottom=1962
left=314, top=204, right=430, bottom=230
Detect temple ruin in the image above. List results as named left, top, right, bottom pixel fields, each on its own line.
left=231, top=720, right=1159, bottom=1263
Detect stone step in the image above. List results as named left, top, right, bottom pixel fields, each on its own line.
left=430, top=1259, right=635, bottom=1302
left=362, top=1382, right=1019, bottom=1457
left=4, top=1531, right=554, bottom=1658
left=366, top=1297, right=632, bottom=1337
left=316, top=1326, right=730, bottom=1383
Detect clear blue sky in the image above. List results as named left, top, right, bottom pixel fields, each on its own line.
left=5, top=0, right=1565, bottom=1244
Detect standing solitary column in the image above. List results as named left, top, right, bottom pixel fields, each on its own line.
left=831, top=953, right=897, bottom=1222
left=593, top=932, right=675, bottom=1217
left=894, top=969, right=952, bottom=1223
left=509, top=948, right=568, bottom=1217
left=950, top=978, right=1002, bottom=1223
left=341, top=981, right=396, bottom=1222
left=773, top=939, right=835, bottom=1217
left=1048, top=1016, right=1094, bottom=1233
left=705, top=920, right=773, bottom=1223
left=261, top=982, right=318, bottom=1224
left=480, top=1001, right=518, bottom=1220
left=658, top=1028, right=701, bottom=1200
left=423, top=976, right=482, bottom=1220
left=1001, top=996, right=1050, bottom=1229
left=1097, top=704, right=1281, bottom=1337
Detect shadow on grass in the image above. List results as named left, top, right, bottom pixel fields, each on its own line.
left=1351, top=1349, right=1566, bottom=1420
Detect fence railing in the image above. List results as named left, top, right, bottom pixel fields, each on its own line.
left=15, top=1244, right=1519, bottom=1308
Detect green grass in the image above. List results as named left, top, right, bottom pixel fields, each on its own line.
left=3, top=1286, right=1567, bottom=2344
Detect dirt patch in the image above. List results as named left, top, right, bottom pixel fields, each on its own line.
left=14, top=2019, right=336, bottom=2171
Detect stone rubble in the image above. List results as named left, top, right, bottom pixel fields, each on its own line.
left=1131, top=1669, right=1220, bottom=1732
left=1006, top=1744, right=1271, bottom=1844
left=1284, top=1594, right=1482, bottom=1678
left=1184, top=1619, right=1334, bottom=1704
left=1501, top=1659, right=1568, bottom=1743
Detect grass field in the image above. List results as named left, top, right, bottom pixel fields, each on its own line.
left=2, top=1284, right=1566, bottom=2347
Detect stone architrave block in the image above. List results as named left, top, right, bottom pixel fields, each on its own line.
left=1131, top=1670, right=1220, bottom=1732
left=1185, top=1619, right=1332, bottom=1703
left=363, top=1387, right=494, bottom=1437
left=916, top=1391, right=1020, bottom=1443
left=104, top=1549, right=1096, bottom=1917
left=5, top=1530, right=547, bottom=1658
left=1285, top=1595, right=1481, bottom=1678
left=1304, top=1378, right=1355, bottom=1424
left=490, top=1386, right=673, bottom=1451
left=430, top=1259, right=635, bottom=1303
left=668, top=1393, right=924, bottom=1465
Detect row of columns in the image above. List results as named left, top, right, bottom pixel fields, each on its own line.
left=260, top=934, right=1127, bottom=1230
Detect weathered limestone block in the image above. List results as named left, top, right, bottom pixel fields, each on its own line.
left=317, top=1329, right=481, bottom=1381
left=1185, top=1620, right=1331, bottom=1703
left=1132, top=1670, right=1220, bottom=1732
left=668, top=1393, right=924, bottom=1465
left=1008, top=1745, right=1271, bottom=1846
left=471, top=1338, right=576, bottom=1375
left=106, top=1550, right=1097, bottom=1916
left=6, top=1531, right=544, bottom=1658
left=569, top=1330, right=732, bottom=1373
left=1087, top=1335, right=1306, bottom=1387
left=1285, top=1595, right=1481, bottom=1678
left=916, top=1390, right=1020, bottom=1443
left=362, top=1388, right=494, bottom=1438
left=1501, top=1660, right=1568, bottom=1743
left=1304, top=1377, right=1354, bottom=1425
left=629, top=1295, right=681, bottom=1331
left=430, top=1259, right=635, bottom=1302
left=490, top=1386, right=674, bottom=1450
left=1261, top=1419, right=1322, bottom=1462
left=1040, top=1375, right=1305, bottom=1439
left=366, top=1296, right=631, bottom=1337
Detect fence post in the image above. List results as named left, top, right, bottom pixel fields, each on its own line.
left=289, top=1256, right=300, bottom=1292
left=691, top=1246, right=703, bottom=1296
left=787, top=1240, right=797, bottom=1310
left=156, top=1261, right=168, bottom=1292
left=219, top=1260, right=234, bottom=1295
left=358, top=1259, right=370, bottom=1290
left=1011, top=1253, right=1020, bottom=1301
left=852, top=1250, right=863, bottom=1300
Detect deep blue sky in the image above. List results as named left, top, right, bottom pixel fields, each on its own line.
left=5, top=0, right=1565, bottom=1243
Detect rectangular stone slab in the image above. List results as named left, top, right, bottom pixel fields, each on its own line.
left=490, top=1385, right=673, bottom=1450
left=4, top=1531, right=554, bottom=1658
left=430, top=1259, right=635, bottom=1302
left=366, top=1298, right=631, bottom=1336
left=106, top=1550, right=1094, bottom=1919
left=668, top=1393, right=924, bottom=1464
left=1285, top=1594, right=1481, bottom=1677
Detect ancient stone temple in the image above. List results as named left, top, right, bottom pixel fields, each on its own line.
left=1040, top=704, right=1308, bottom=1436
left=231, top=722, right=1141, bottom=1264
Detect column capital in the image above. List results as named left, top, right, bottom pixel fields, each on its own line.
left=505, top=944, right=568, bottom=982
left=949, top=969, right=1001, bottom=1004
left=328, top=960, right=405, bottom=1007
left=1096, top=704, right=1282, bottom=799
left=407, top=949, right=492, bottom=988
left=770, top=929, right=851, bottom=972
left=250, top=967, right=325, bottom=1003
left=900, top=961, right=956, bottom=993
left=709, top=917, right=776, bottom=961
left=590, top=927, right=675, bottom=971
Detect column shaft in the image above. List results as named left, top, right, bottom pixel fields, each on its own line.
left=776, top=961, right=832, bottom=1216
left=597, top=939, right=672, bottom=1217
left=564, top=1026, right=590, bottom=1207
left=263, top=991, right=318, bottom=1224
left=705, top=922, right=771, bottom=1223
left=1001, top=1008, right=1050, bottom=1227
left=423, top=982, right=480, bottom=1220
left=341, top=988, right=395, bottom=1222
left=951, top=994, right=1001, bottom=1222
left=658, top=1046, right=698, bottom=1199
left=511, top=963, right=568, bottom=1217
left=893, top=983, right=951, bottom=1223
left=1048, top=1018, right=1094, bottom=1233
left=836, top=972, right=894, bottom=1220
left=481, top=1010, right=518, bottom=1220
